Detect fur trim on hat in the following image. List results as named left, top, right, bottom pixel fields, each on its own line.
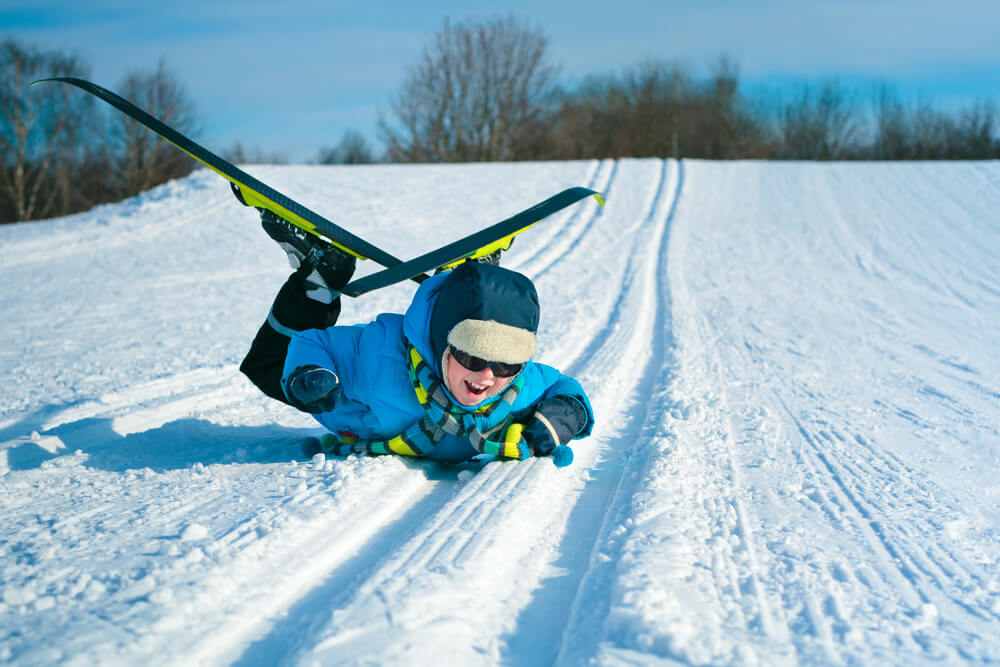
left=447, top=318, right=536, bottom=365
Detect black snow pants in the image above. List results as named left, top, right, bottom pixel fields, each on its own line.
left=239, top=268, right=342, bottom=406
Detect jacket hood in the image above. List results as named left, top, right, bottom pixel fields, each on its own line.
left=402, top=262, right=540, bottom=378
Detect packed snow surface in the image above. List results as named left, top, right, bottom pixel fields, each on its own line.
left=2, top=159, right=999, bottom=665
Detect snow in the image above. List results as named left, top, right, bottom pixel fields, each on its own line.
left=2, top=158, right=999, bottom=665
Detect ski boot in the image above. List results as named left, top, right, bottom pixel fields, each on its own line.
left=260, top=209, right=356, bottom=302
left=473, top=248, right=503, bottom=266
left=433, top=245, right=505, bottom=275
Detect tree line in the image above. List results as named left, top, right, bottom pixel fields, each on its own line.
left=3, top=18, right=998, bottom=224
left=0, top=40, right=201, bottom=223
left=380, top=16, right=998, bottom=163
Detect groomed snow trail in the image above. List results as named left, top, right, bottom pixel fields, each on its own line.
left=2, top=160, right=998, bottom=665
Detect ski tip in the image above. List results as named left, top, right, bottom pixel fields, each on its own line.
left=593, top=193, right=606, bottom=207
left=31, top=76, right=78, bottom=87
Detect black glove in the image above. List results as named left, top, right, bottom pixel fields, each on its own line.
left=521, top=395, right=588, bottom=456
left=284, top=365, right=341, bottom=414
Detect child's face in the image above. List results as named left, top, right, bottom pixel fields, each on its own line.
left=444, top=348, right=516, bottom=406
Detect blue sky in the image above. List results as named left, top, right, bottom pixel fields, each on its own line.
left=5, top=0, right=999, bottom=161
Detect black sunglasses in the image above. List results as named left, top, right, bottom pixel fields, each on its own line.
left=448, top=346, right=525, bottom=378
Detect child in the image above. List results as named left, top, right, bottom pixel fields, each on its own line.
left=241, top=210, right=594, bottom=465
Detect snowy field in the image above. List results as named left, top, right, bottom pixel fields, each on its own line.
left=1, top=158, right=999, bottom=665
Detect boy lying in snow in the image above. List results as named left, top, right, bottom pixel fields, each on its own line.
left=240, top=210, right=594, bottom=466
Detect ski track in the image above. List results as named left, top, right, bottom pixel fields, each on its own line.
left=540, top=159, right=682, bottom=666
left=513, top=158, right=617, bottom=281
left=643, top=161, right=1000, bottom=665
left=3, top=160, right=1000, bottom=665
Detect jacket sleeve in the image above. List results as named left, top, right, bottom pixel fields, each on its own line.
left=281, top=325, right=363, bottom=404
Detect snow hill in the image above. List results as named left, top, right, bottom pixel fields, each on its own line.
left=1, top=159, right=999, bottom=665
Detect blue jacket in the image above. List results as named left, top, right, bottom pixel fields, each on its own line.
left=282, top=272, right=594, bottom=463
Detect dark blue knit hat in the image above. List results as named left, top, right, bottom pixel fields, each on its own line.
left=429, top=262, right=540, bottom=366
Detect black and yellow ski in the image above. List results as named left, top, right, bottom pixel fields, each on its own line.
left=36, top=77, right=603, bottom=295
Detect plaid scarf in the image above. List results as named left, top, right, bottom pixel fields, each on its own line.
left=320, top=340, right=530, bottom=460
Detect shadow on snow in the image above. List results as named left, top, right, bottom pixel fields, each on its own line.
left=2, top=410, right=321, bottom=473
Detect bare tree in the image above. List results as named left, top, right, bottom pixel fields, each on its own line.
left=106, top=59, right=198, bottom=198
left=871, top=85, right=908, bottom=159
left=550, top=58, right=769, bottom=160
left=777, top=81, right=860, bottom=159
left=620, top=60, right=692, bottom=158
left=0, top=39, right=92, bottom=222
left=698, top=57, right=767, bottom=159
left=548, top=62, right=689, bottom=159
left=872, top=86, right=998, bottom=160
left=949, top=100, right=997, bottom=159
left=379, top=15, right=559, bottom=162
left=316, top=129, right=375, bottom=164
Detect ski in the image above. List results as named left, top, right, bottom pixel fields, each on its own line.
left=341, top=187, right=603, bottom=297
left=34, top=77, right=413, bottom=275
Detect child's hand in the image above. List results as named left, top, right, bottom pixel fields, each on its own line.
left=522, top=396, right=588, bottom=455
left=285, top=365, right=341, bottom=413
